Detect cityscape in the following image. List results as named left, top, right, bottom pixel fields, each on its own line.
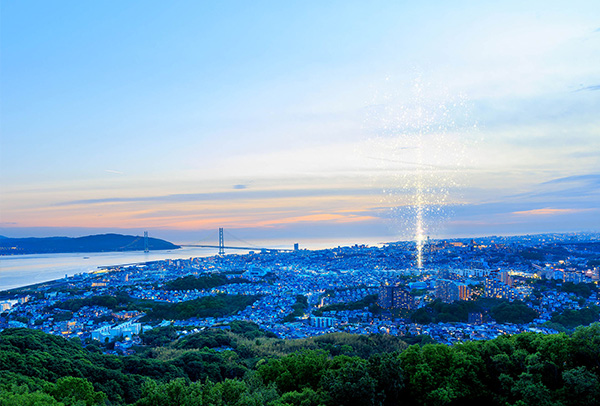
left=1, top=1, right=599, bottom=405
left=2, top=231, right=599, bottom=351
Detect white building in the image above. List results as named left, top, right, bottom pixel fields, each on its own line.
left=311, top=316, right=336, bottom=328
left=92, top=320, right=141, bottom=342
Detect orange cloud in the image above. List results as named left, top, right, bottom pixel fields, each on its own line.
left=512, top=208, right=581, bottom=216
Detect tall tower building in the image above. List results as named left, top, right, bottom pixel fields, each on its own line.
left=458, top=284, right=471, bottom=300
left=378, top=284, right=394, bottom=309
left=435, top=279, right=459, bottom=303
left=378, top=283, right=415, bottom=310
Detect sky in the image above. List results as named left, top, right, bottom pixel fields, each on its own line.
left=1, top=1, right=599, bottom=245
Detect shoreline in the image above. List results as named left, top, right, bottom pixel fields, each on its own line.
left=0, top=276, right=70, bottom=296
left=0, top=247, right=183, bottom=257
left=0, top=248, right=218, bottom=294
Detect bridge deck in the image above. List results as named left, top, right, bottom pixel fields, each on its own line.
left=181, top=244, right=293, bottom=252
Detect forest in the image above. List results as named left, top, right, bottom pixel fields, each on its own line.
left=1, top=323, right=599, bottom=405
left=51, top=293, right=261, bottom=322
left=163, top=275, right=252, bottom=291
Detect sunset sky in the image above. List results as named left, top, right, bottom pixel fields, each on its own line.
left=1, top=1, right=599, bottom=244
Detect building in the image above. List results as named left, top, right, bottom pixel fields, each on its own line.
left=378, top=283, right=415, bottom=310
left=438, top=269, right=462, bottom=282
left=91, top=320, right=141, bottom=342
left=458, top=284, right=472, bottom=301
left=393, top=287, right=415, bottom=310
left=311, top=316, right=336, bottom=328
left=468, top=312, right=483, bottom=325
left=378, top=284, right=394, bottom=309
left=485, top=270, right=519, bottom=300
left=499, top=271, right=513, bottom=287
left=435, top=279, right=459, bottom=303
left=242, top=265, right=268, bottom=279
left=113, top=310, right=141, bottom=320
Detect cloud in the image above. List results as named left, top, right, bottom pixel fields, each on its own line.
left=507, top=174, right=600, bottom=201
left=542, top=174, right=600, bottom=185
left=55, top=187, right=381, bottom=206
left=259, top=213, right=376, bottom=227
left=512, top=208, right=584, bottom=216
left=233, top=184, right=247, bottom=189
left=104, top=169, right=124, bottom=174
left=574, top=85, right=600, bottom=92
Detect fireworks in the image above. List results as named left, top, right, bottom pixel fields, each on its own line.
left=365, top=77, right=473, bottom=268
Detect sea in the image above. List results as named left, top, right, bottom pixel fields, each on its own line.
left=0, top=237, right=391, bottom=292
left=0, top=247, right=221, bottom=292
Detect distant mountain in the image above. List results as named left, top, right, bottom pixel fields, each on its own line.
left=0, top=233, right=180, bottom=255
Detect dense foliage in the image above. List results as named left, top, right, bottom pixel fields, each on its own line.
left=313, top=294, right=378, bottom=316
left=551, top=306, right=600, bottom=329
left=142, top=295, right=261, bottom=321
left=164, top=275, right=252, bottom=291
left=50, top=293, right=261, bottom=322
left=2, top=325, right=600, bottom=405
left=0, top=328, right=249, bottom=405
left=490, top=301, right=538, bottom=324
left=411, top=298, right=538, bottom=324
left=560, top=281, right=594, bottom=298
left=533, top=279, right=597, bottom=299
left=52, top=294, right=127, bottom=312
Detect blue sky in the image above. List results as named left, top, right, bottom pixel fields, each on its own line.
left=1, top=1, right=599, bottom=244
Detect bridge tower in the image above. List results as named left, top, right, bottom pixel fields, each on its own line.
left=218, top=228, right=225, bottom=255
left=144, top=231, right=149, bottom=253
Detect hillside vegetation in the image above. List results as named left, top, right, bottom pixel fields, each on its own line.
left=1, top=324, right=600, bottom=405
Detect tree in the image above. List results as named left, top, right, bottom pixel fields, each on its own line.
left=367, top=352, right=404, bottom=406
left=0, top=385, right=64, bottom=406
left=491, top=301, right=537, bottom=324
left=257, top=350, right=329, bottom=393
left=560, top=366, right=600, bottom=406
left=321, top=357, right=378, bottom=406
left=50, top=377, right=107, bottom=406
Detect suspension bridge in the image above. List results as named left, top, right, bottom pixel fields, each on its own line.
left=179, top=228, right=296, bottom=254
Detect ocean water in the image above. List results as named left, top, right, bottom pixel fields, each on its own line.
left=0, top=247, right=218, bottom=291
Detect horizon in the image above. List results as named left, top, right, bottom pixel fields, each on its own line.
left=1, top=229, right=598, bottom=248
left=1, top=1, right=599, bottom=242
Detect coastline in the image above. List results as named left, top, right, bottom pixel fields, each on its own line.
left=0, top=247, right=218, bottom=293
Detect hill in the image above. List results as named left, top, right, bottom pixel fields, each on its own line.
left=0, top=233, right=180, bottom=255
left=1, top=325, right=599, bottom=405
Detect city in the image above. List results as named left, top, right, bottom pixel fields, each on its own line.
left=2, top=232, right=598, bottom=354
left=2, top=1, right=599, bottom=404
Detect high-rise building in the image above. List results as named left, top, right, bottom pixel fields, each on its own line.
left=393, top=287, right=415, bottom=310
left=378, top=283, right=415, bottom=310
left=485, top=270, right=518, bottom=300
left=435, top=279, right=459, bottom=303
left=458, top=284, right=472, bottom=300
left=378, top=284, right=394, bottom=309
left=499, top=271, right=512, bottom=286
